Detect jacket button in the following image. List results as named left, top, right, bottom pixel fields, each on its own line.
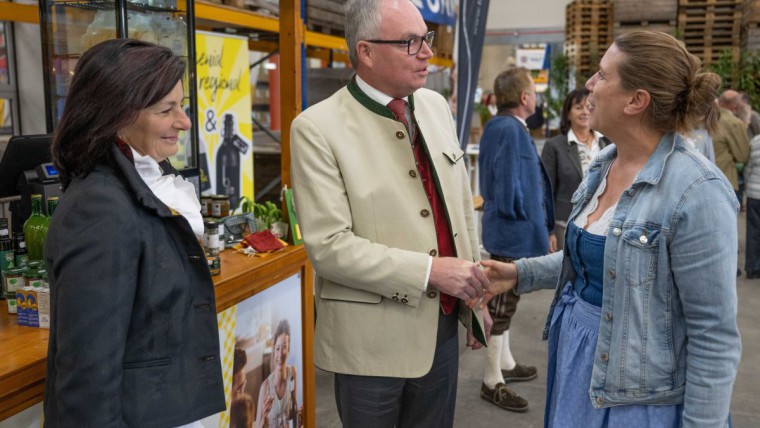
left=427, top=291, right=438, bottom=298
left=409, top=170, right=417, bottom=178
left=392, top=293, right=399, bottom=301
left=612, top=228, right=621, bottom=237
left=396, top=131, right=405, bottom=139
left=628, top=188, right=636, bottom=196
left=605, top=312, right=613, bottom=321
left=601, top=353, right=609, bottom=362
left=608, top=270, right=616, bottom=279
left=420, top=209, right=430, bottom=217
left=596, top=397, right=605, bottom=405
left=429, top=249, right=437, bottom=256
left=639, top=235, right=648, bottom=244
left=401, top=297, right=409, bottom=304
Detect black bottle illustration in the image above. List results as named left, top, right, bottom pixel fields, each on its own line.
left=215, top=114, right=249, bottom=207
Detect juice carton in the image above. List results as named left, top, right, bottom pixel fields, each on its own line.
left=38, top=288, right=50, bottom=329
left=15, top=287, right=39, bottom=327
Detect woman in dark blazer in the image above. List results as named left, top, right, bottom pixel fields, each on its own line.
left=44, top=40, right=225, bottom=427
left=541, top=88, right=610, bottom=249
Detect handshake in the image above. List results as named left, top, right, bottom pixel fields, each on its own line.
left=428, top=257, right=519, bottom=308
left=427, top=257, right=519, bottom=348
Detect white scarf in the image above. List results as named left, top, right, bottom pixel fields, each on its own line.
left=131, top=149, right=204, bottom=240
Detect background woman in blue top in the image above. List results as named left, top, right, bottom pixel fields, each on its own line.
left=475, top=31, right=741, bottom=427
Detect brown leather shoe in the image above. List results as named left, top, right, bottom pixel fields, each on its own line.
left=480, top=382, right=529, bottom=412
left=501, top=363, right=538, bottom=382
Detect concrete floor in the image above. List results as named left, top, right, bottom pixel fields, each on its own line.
left=315, top=211, right=760, bottom=427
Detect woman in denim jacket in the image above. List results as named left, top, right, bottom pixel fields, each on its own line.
left=475, top=31, right=741, bottom=427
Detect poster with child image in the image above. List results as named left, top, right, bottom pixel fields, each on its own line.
left=196, top=273, right=304, bottom=428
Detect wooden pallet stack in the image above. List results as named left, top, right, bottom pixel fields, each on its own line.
left=612, top=0, right=678, bottom=38
left=306, top=0, right=347, bottom=37
left=742, top=0, right=760, bottom=53
left=677, top=0, right=743, bottom=65
left=565, top=0, right=613, bottom=84
left=430, top=23, right=455, bottom=60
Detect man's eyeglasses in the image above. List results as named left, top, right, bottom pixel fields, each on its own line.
left=365, top=31, right=436, bottom=56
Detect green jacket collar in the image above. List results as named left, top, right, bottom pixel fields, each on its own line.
left=347, top=75, right=417, bottom=119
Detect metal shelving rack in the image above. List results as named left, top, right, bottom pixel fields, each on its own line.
left=38, top=0, right=199, bottom=170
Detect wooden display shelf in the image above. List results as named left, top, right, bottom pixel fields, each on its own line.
left=0, top=2, right=38, bottom=24
left=0, top=1, right=451, bottom=66
left=0, top=245, right=314, bottom=424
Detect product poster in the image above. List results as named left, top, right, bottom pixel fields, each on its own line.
left=195, top=31, right=254, bottom=208
left=199, top=274, right=304, bottom=428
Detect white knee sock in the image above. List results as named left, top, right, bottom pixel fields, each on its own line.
left=484, top=334, right=504, bottom=388
left=500, top=330, right=516, bottom=370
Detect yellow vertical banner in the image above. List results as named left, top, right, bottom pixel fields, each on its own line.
left=195, top=31, right=253, bottom=208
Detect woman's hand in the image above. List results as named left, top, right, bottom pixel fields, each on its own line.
left=467, top=259, right=518, bottom=309
left=549, top=233, right=558, bottom=253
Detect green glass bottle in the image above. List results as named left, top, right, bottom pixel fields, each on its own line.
left=38, top=197, right=59, bottom=260
left=23, top=195, right=47, bottom=261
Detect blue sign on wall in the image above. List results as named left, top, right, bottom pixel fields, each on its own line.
left=412, top=0, right=456, bottom=26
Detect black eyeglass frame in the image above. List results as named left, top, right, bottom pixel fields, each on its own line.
left=365, top=31, right=436, bottom=56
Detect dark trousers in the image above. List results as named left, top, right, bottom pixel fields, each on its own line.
left=334, top=310, right=459, bottom=428
left=746, top=198, right=760, bottom=276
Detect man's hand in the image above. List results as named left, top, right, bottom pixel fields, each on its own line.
left=429, top=257, right=490, bottom=300
left=549, top=233, right=558, bottom=253
left=466, top=259, right=518, bottom=309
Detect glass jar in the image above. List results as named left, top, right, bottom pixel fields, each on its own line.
left=6, top=292, right=17, bottom=314
left=201, top=195, right=214, bottom=217
left=207, top=255, right=221, bottom=276
left=204, top=220, right=221, bottom=256
left=24, top=269, right=45, bottom=288
left=211, top=195, right=230, bottom=218
left=3, top=267, right=25, bottom=295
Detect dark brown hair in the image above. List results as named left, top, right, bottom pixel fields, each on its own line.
left=559, top=88, right=591, bottom=135
left=52, top=39, right=185, bottom=188
left=613, top=31, right=720, bottom=135
left=274, top=319, right=291, bottom=345
left=230, top=394, right=255, bottom=428
left=233, top=348, right=248, bottom=375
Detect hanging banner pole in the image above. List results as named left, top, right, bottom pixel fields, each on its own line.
left=456, top=0, right=490, bottom=150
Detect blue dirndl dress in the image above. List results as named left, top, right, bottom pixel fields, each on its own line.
left=543, top=222, right=683, bottom=428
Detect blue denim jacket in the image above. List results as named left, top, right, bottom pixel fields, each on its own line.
left=515, top=133, right=741, bottom=427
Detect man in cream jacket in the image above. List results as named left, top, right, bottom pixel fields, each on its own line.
left=290, top=0, right=490, bottom=426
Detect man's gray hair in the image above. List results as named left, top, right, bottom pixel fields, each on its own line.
left=345, top=0, right=383, bottom=68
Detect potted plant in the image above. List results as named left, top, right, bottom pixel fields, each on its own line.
left=254, top=201, right=288, bottom=240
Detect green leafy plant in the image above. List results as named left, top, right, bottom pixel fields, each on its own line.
left=231, top=196, right=282, bottom=229
left=709, top=50, right=760, bottom=111
left=232, top=196, right=255, bottom=214
left=253, top=201, right=282, bottom=229
left=473, top=102, right=492, bottom=127
left=545, top=52, right=570, bottom=122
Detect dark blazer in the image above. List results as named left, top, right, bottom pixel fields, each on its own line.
left=541, top=132, right=610, bottom=222
left=44, top=145, right=225, bottom=428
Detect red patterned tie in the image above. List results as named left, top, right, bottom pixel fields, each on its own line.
left=386, top=98, right=457, bottom=315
